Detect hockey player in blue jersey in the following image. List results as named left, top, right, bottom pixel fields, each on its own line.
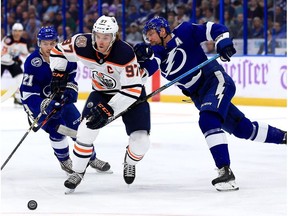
left=134, top=17, right=287, bottom=191
left=20, top=26, right=111, bottom=174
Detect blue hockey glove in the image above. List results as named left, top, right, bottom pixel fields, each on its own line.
left=63, top=82, right=78, bottom=104
left=50, top=70, right=69, bottom=94
left=40, top=98, right=62, bottom=119
left=216, top=38, right=236, bottom=62
left=86, top=102, right=114, bottom=130
left=134, top=43, right=154, bottom=62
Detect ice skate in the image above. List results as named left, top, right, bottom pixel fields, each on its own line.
left=212, top=166, right=239, bottom=191
left=64, top=172, right=84, bottom=194
left=59, top=158, right=73, bottom=174
left=89, top=158, right=113, bottom=174
left=123, top=153, right=136, bottom=184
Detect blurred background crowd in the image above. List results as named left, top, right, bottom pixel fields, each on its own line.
left=1, top=0, right=287, bottom=54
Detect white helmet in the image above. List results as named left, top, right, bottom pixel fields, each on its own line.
left=12, top=23, right=24, bottom=31
left=92, top=15, right=119, bottom=52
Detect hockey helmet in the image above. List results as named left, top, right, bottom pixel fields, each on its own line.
left=92, top=15, right=119, bottom=52
left=143, top=16, right=171, bottom=36
left=12, top=23, right=24, bottom=31
left=37, top=26, right=58, bottom=46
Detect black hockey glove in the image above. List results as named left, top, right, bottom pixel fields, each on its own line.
left=216, top=38, right=236, bottom=62
left=12, top=56, right=22, bottom=65
left=86, top=102, right=114, bottom=130
left=50, top=70, right=69, bottom=95
left=63, top=82, right=78, bottom=104
left=134, top=43, right=154, bottom=62
left=40, top=98, right=62, bottom=119
left=182, top=89, right=191, bottom=97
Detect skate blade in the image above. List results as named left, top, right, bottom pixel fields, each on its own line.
left=65, top=188, right=75, bottom=194
left=214, top=180, right=239, bottom=192
left=96, top=169, right=113, bottom=174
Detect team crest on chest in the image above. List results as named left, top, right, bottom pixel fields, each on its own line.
left=91, top=70, right=117, bottom=89
left=163, top=47, right=187, bottom=76
left=31, top=57, right=42, bottom=67
left=76, top=36, right=87, bottom=48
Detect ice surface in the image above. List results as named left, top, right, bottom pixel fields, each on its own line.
left=0, top=99, right=287, bottom=216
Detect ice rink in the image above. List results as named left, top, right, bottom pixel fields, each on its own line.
left=0, top=98, right=287, bottom=216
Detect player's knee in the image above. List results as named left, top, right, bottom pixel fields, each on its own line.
left=199, top=111, right=222, bottom=134
left=76, top=119, right=99, bottom=144
left=49, top=131, right=65, bottom=142
left=129, top=130, right=150, bottom=155
left=232, top=117, right=254, bottom=139
left=50, top=137, right=69, bottom=149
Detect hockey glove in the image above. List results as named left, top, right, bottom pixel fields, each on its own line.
left=12, top=56, right=22, bottom=65
left=40, top=98, right=62, bottom=119
left=50, top=70, right=69, bottom=94
left=86, top=102, right=114, bottom=130
left=134, top=43, right=154, bottom=62
left=63, top=82, right=78, bottom=104
left=216, top=38, right=236, bottom=62
left=182, top=89, right=191, bottom=97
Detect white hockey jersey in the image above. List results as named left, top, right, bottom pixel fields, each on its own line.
left=50, top=33, right=144, bottom=116
left=1, top=35, right=29, bottom=66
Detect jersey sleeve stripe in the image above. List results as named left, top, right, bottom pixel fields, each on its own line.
left=51, top=47, right=63, bottom=56
left=124, top=87, right=142, bottom=94
left=121, top=84, right=143, bottom=89
left=205, top=22, right=214, bottom=41
left=119, top=91, right=139, bottom=100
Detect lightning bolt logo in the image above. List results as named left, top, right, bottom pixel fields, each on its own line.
left=164, top=47, right=177, bottom=77
left=215, top=71, right=225, bottom=108
left=164, top=47, right=186, bottom=77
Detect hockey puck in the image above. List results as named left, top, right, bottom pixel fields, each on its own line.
left=27, top=200, right=37, bottom=210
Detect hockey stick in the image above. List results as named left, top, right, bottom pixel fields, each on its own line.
left=108, top=54, right=220, bottom=122
left=1, top=92, right=58, bottom=171
left=61, top=54, right=220, bottom=139
left=32, top=97, right=68, bottom=132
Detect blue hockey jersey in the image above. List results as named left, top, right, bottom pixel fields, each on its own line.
left=20, top=48, right=77, bottom=117
left=141, top=21, right=229, bottom=93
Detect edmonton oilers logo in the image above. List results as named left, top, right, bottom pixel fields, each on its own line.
left=91, top=70, right=117, bottom=89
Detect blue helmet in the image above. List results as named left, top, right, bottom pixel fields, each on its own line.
left=143, top=16, right=171, bottom=35
left=37, top=26, right=58, bottom=46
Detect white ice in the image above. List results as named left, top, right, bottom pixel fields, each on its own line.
left=0, top=99, right=287, bottom=216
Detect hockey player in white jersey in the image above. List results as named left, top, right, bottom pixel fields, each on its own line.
left=50, top=15, right=151, bottom=191
left=1, top=23, right=29, bottom=105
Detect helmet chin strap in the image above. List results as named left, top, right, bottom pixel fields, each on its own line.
left=159, top=32, right=169, bottom=47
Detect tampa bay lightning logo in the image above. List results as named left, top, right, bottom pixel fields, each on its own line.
left=163, top=47, right=187, bottom=77
left=91, top=70, right=116, bottom=89
left=31, top=57, right=42, bottom=67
